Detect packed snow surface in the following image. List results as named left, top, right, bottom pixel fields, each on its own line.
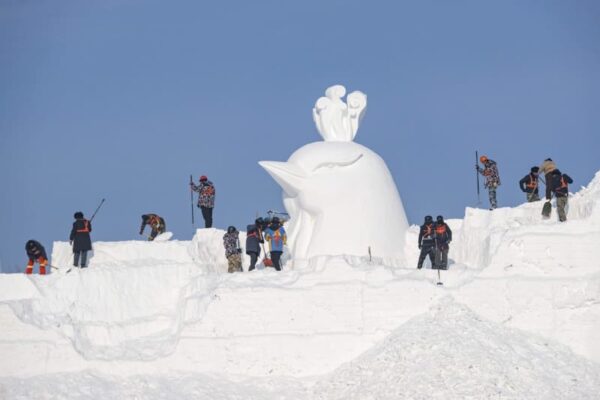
left=1, top=172, right=600, bottom=399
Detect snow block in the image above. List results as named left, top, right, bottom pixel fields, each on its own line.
left=0, top=274, right=40, bottom=302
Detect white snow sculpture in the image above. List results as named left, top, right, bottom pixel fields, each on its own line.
left=260, top=85, right=409, bottom=263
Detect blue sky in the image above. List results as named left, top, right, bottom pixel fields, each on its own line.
left=1, top=0, right=599, bottom=272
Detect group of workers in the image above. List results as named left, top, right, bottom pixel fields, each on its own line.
left=415, top=155, right=575, bottom=270
left=23, top=158, right=577, bottom=275
left=222, top=216, right=287, bottom=273
left=478, top=156, right=574, bottom=222
left=23, top=175, right=287, bottom=274
left=24, top=211, right=92, bottom=275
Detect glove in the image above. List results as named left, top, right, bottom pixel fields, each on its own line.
left=418, top=244, right=422, bottom=249
left=475, top=165, right=480, bottom=172
left=237, top=248, right=242, bottom=254
left=139, top=231, right=143, bottom=235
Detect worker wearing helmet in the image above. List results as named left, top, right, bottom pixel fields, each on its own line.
left=190, top=175, right=216, bottom=228
left=476, top=155, right=501, bottom=210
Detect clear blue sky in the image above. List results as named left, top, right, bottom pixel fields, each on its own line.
left=1, top=1, right=599, bottom=272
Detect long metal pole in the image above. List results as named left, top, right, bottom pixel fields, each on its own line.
left=475, top=150, right=481, bottom=205
left=190, top=175, right=195, bottom=225
left=90, top=198, right=105, bottom=222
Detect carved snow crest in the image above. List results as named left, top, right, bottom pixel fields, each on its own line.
left=312, top=85, right=367, bottom=142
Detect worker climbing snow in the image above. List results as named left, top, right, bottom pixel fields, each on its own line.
left=543, top=169, right=574, bottom=222
left=539, top=158, right=558, bottom=201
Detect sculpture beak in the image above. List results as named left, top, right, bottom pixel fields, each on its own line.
left=259, top=161, right=305, bottom=196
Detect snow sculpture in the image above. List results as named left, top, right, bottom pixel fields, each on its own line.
left=260, top=85, right=409, bottom=263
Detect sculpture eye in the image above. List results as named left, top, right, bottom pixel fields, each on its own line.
left=312, top=154, right=363, bottom=172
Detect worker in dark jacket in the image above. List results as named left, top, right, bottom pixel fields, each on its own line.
left=139, top=214, right=166, bottom=241
left=25, top=240, right=48, bottom=275
left=544, top=169, right=574, bottom=222
left=433, top=215, right=452, bottom=270
left=246, top=224, right=264, bottom=271
left=70, top=211, right=92, bottom=268
left=519, top=166, right=540, bottom=202
left=190, top=175, right=216, bottom=228
left=417, top=215, right=435, bottom=269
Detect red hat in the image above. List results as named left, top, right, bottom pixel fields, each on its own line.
left=199, top=175, right=208, bottom=182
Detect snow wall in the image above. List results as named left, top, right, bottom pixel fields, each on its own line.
left=0, top=173, right=599, bottom=380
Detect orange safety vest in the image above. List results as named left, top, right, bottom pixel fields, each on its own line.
left=559, top=176, right=568, bottom=190
left=526, top=175, right=537, bottom=190
left=149, top=215, right=161, bottom=227
left=435, top=224, right=447, bottom=236
left=77, top=220, right=90, bottom=233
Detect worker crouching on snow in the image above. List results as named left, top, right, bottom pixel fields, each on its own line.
left=140, top=214, right=166, bottom=241
left=544, top=169, right=574, bottom=222
left=70, top=211, right=92, bottom=268
left=223, top=226, right=243, bottom=273
left=25, top=240, right=48, bottom=275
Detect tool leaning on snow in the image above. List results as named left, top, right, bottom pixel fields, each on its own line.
left=254, top=217, right=273, bottom=267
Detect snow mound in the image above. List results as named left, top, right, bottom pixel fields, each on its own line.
left=0, top=371, right=305, bottom=400
left=1, top=172, right=599, bottom=398
left=313, top=300, right=600, bottom=400
left=454, top=170, right=600, bottom=274
left=9, top=264, right=218, bottom=360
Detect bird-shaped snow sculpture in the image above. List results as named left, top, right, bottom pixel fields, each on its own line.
left=260, top=85, right=409, bottom=264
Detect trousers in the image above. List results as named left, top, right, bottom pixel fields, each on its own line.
left=200, top=206, right=213, bottom=228
left=526, top=191, right=540, bottom=202
left=271, top=251, right=282, bottom=271
left=73, top=251, right=88, bottom=268
left=434, top=244, right=449, bottom=270
left=488, top=186, right=498, bottom=209
left=417, top=241, right=435, bottom=269
left=557, top=196, right=568, bottom=222
left=227, top=253, right=242, bottom=273
left=26, top=257, right=47, bottom=275
left=248, top=252, right=258, bottom=271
